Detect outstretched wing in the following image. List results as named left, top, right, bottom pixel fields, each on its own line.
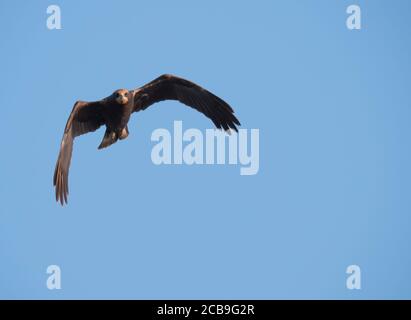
left=132, top=74, right=240, bottom=131
left=53, top=101, right=105, bottom=205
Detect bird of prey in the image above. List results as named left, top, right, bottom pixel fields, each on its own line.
left=53, top=74, right=241, bottom=205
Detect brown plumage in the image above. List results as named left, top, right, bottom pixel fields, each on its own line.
left=53, top=74, right=241, bottom=205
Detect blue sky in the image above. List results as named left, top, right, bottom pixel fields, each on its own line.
left=0, top=0, right=411, bottom=299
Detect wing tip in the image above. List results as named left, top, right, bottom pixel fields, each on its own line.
left=54, top=163, right=69, bottom=206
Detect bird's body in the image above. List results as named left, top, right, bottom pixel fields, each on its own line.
left=53, top=74, right=241, bottom=205
left=102, top=99, right=132, bottom=131
left=97, top=90, right=135, bottom=148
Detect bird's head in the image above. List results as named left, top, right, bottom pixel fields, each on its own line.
left=113, top=89, right=129, bottom=105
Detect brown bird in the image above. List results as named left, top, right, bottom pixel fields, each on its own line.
left=53, top=74, right=241, bottom=205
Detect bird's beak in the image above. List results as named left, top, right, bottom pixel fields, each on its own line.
left=116, top=95, right=128, bottom=105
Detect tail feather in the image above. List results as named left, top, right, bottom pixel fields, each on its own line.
left=98, top=129, right=118, bottom=150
